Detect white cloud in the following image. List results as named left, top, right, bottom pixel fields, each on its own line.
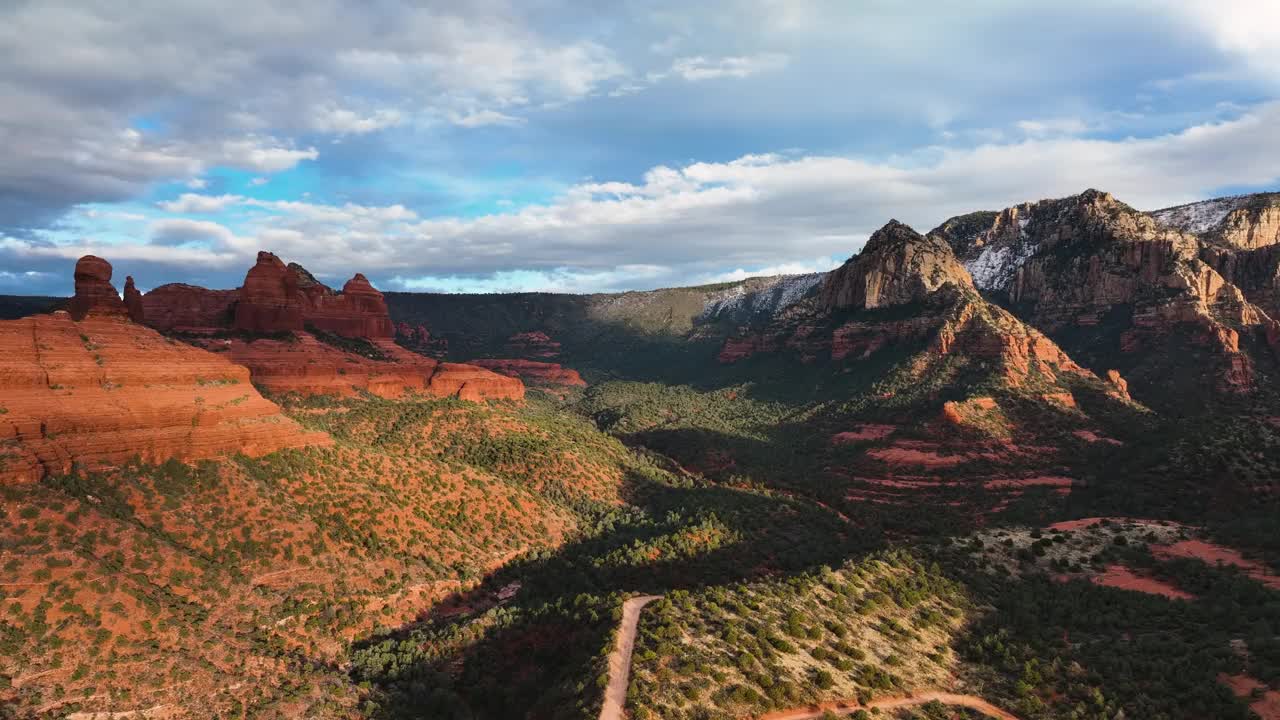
left=218, top=139, right=318, bottom=173
left=671, top=53, right=790, bottom=81
left=147, top=218, right=241, bottom=250
left=449, top=110, right=526, bottom=128
left=309, top=106, right=403, bottom=135
left=157, top=193, right=244, bottom=213
left=1166, top=0, right=1280, bottom=82
left=1015, top=117, right=1089, bottom=137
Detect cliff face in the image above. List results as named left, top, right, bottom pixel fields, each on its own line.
left=721, top=220, right=1118, bottom=395
left=0, top=311, right=329, bottom=484
left=142, top=283, right=240, bottom=331
left=820, top=220, right=973, bottom=310
left=932, top=190, right=1280, bottom=394
left=134, top=252, right=524, bottom=400
left=144, top=252, right=395, bottom=339
left=192, top=335, right=525, bottom=402
left=1151, top=193, right=1280, bottom=250
left=234, top=251, right=305, bottom=333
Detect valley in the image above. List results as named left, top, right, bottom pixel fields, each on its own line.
left=1, top=189, right=1279, bottom=720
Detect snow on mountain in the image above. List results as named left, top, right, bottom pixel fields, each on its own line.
left=1149, top=196, right=1248, bottom=235
left=699, top=272, right=825, bottom=323
left=963, top=237, right=1039, bottom=292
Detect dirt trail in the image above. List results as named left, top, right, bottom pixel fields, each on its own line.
left=598, top=595, right=660, bottom=720
left=758, top=691, right=1021, bottom=720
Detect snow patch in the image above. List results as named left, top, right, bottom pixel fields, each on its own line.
left=699, top=273, right=824, bottom=321
left=963, top=239, right=1039, bottom=291
left=1150, top=196, right=1248, bottom=235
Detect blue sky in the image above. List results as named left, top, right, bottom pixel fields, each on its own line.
left=1, top=0, right=1279, bottom=296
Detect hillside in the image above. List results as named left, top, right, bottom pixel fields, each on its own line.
left=1, top=189, right=1279, bottom=720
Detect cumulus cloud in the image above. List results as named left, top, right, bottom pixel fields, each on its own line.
left=147, top=218, right=240, bottom=249
left=11, top=99, right=1267, bottom=295
left=157, top=193, right=244, bottom=213
left=0, top=1, right=627, bottom=231
left=309, top=106, right=404, bottom=135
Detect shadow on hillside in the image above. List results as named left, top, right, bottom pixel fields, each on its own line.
left=347, top=465, right=883, bottom=719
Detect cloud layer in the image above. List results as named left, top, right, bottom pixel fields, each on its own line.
left=0, top=0, right=1278, bottom=294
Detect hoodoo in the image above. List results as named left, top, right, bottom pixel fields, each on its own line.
left=66, top=255, right=129, bottom=321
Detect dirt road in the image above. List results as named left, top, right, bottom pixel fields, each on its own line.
left=759, top=691, right=1021, bottom=720
left=597, top=594, right=661, bottom=720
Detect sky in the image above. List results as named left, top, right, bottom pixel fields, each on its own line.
left=2, top=0, right=1280, bottom=296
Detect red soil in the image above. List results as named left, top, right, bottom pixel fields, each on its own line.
left=1153, top=540, right=1280, bottom=589
left=831, top=424, right=897, bottom=443
left=866, top=446, right=967, bottom=468
left=1090, top=564, right=1193, bottom=600
left=1220, top=673, right=1280, bottom=720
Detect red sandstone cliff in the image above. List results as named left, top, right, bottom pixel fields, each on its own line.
left=0, top=310, right=329, bottom=484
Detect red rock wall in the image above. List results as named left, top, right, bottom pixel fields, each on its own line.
left=470, top=359, right=586, bottom=387
left=235, top=251, right=305, bottom=333
left=0, top=314, right=329, bottom=484
left=142, top=284, right=239, bottom=332
left=197, top=335, right=524, bottom=401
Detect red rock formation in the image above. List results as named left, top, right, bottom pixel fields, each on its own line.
left=821, top=220, right=973, bottom=310
left=717, top=337, right=760, bottom=363
left=429, top=363, right=526, bottom=402
left=0, top=313, right=329, bottom=484
left=470, top=359, right=586, bottom=387
left=1104, top=370, right=1130, bottom=399
left=234, top=251, right=305, bottom=333
left=67, top=255, right=128, bottom=321
left=123, top=276, right=145, bottom=323
left=142, top=284, right=240, bottom=332
left=290, top=265, right=395, bottom=339
left=195, top=335, right=524, bottom=402
left=505, top=331, right=561, bottom=359
left=144, top=252, right=400, bottom=340
left=394, top=322, right=449, bottom=358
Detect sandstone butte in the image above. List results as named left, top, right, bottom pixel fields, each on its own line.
left=0, top=257, right=330, bottom=484
left=140, top=250, right=525, bottom=402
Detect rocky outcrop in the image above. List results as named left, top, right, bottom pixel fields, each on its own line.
left=67, top=256, right=128, bottom=321
left=123, top=276, right=145, bottom=324
left=820, top=220, right=972, bottom=310
left=429, top=363, right=526, bottom=402
left=470, top=359, right=586, bottom=387
left=142, top=284, right=239, bottom=332
left=194, top=335, right=524, bottom=402
left=505, top=331, right=562, bottom=359
left=289, top=265, right=395, bottom=339
left=234, top=251, right=305, bottom=334
left=1201, top=243, right=1280, bottom=319
left=145, top=252, right=396, bottom=340
left=935, top=190, right=1280, bottom=394
left=394, top=322, right=450, bottom=358
left=0, top=313, right=329, bottom=484
left=1152, top=193, right=1280, bottom=249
